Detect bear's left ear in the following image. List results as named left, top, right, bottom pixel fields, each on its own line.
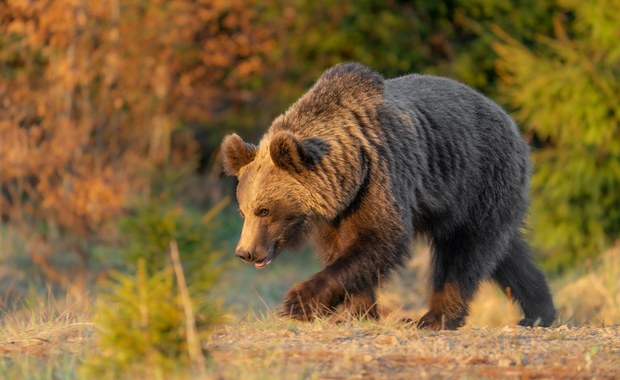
left=221, top=133, right=257, bottom=176
left=269, top=131, right=329, bottom=173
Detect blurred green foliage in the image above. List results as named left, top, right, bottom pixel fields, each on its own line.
left=495, top=0, right=620, bottom=271
left=83, top=261, right=193, bottom=378
left=82, top=199, right=226, bottom=377
left=117, top=201, right=224, bottom=284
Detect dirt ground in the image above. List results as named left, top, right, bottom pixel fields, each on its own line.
left=206, top=320, right=620, bottom=379
left=0, top=310, right=618, bottom=379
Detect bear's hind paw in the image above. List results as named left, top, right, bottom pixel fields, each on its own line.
left=416, top=311, right=465, bottom=331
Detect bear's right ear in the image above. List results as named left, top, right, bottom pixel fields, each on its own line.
left=221, top=133, right=257, bottom=176
left=270, top=131, right=329, bottom=173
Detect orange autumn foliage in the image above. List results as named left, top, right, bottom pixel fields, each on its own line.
left=0, top=0, right=274, bottom=278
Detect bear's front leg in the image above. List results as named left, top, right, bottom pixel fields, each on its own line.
left=342, top=288, right=380, bottom=320
left=279, top=237, right=397, bottom=321
left=280, top=271, right=346, bottom=321
left=280, top=275, right=379, bottom=322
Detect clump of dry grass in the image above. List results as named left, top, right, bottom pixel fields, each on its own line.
left=555, top=244, right=620, bottom=325
left=0, top=291, right=93, bottom=355
left=0, top=288, right=94, bottom=377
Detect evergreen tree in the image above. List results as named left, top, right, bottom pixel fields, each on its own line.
left=494, top=0, right=620, bottom=271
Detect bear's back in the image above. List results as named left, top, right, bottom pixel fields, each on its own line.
left=382, top=74, right=530, bottom=232
left=384, top=74, right=518, bottom=139
left=383, top=72, right=527, bottom=172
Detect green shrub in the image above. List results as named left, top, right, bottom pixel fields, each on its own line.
left=117, top=199, right=226, bottom=289
left=82, top=200, right=227, bottom=378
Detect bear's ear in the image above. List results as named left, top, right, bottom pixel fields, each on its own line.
left=221, top=133, right=257, bottom=176
left=269, top=131, right=329, bottom=173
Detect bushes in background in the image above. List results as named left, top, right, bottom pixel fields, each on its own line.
left=495, top=0, right=620, bottom=271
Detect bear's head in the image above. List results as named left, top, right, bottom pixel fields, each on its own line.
left=221, top=132, right=329, bottom=268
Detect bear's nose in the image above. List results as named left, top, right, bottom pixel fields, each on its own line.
left=235, top=248, right=253, bottom=263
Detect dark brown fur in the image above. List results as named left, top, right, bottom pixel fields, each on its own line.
left=221, top=63, right=556, bottom=329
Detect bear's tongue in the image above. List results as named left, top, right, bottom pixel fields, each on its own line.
left=254, top=244, right=277, bottom=269
left=254, top=258, right=271, bottom=268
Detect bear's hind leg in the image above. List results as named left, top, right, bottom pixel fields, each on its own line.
left=418, top=229, right=506, bottom=330
left=491, top=232, right=556, bottom=327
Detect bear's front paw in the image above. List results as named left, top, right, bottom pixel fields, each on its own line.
left=279, top=283, right=326, bottom=322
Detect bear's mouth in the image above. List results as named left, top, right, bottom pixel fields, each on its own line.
left=254, top=243, right=279, bottom=269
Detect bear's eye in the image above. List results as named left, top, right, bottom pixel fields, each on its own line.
left=238, top=208, right=245, bottom=219
left=256, top=208, right=269, bottom=217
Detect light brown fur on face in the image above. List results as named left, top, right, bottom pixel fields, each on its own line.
left=231, top=145, right=314, bottom=266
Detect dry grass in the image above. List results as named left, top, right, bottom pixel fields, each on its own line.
left=206, top=317, right=619, bottom=379
left=0, top=292, right=95, bottom=378
left=555, top=244, right=620, bottom=326
left=206, top=245, right=620, bottom=378
left=196, top=244, right=620, bottom=378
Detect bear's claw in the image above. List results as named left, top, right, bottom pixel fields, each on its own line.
left=279, top=295, right=313, bottom=321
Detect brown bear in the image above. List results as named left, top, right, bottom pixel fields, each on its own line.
left=221, top=63, right=556, bottom=330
